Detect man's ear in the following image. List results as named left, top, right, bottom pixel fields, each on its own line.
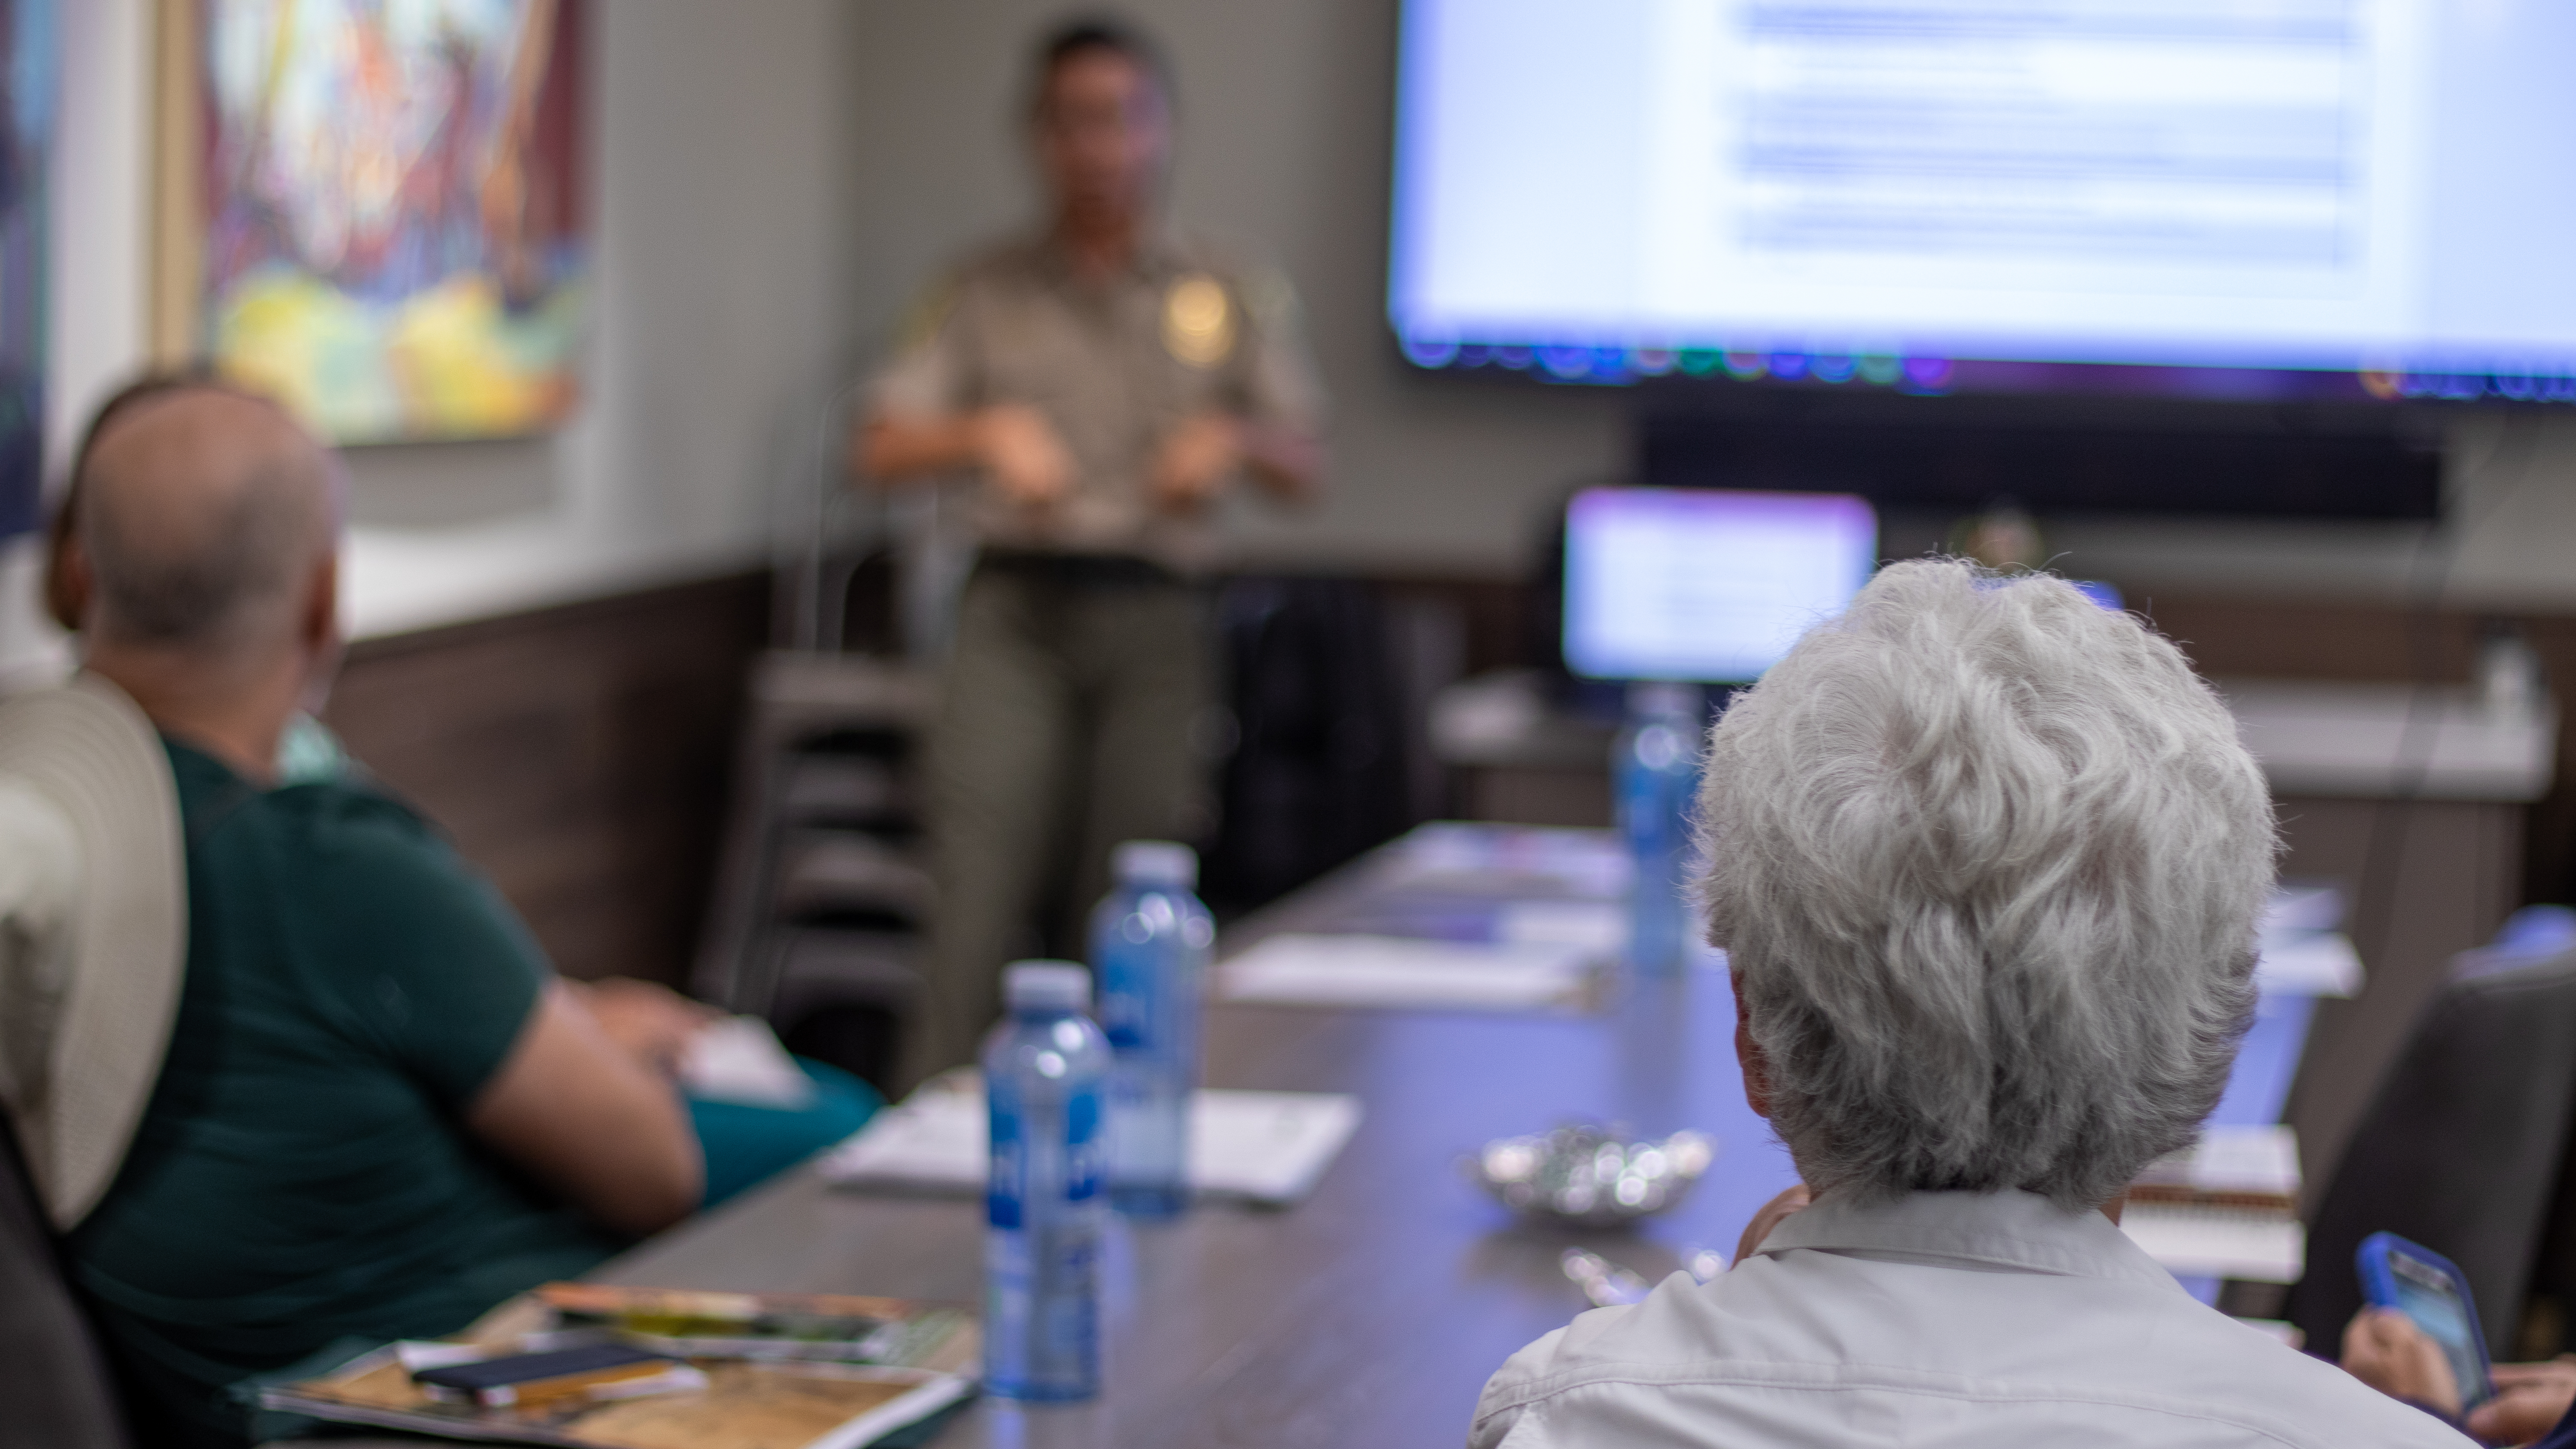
left=294, top=551, right=345, bottom=716
left=301, top=552, right=340, bottom=655
left=50, top=533, right=92, bottom=635
left=1732, top=970, right=1773, bottom=1120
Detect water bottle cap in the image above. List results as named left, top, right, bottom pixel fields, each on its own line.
left=1002, top=960, right=1091, bottom=1014
left=1112, top=840, right=1197, bottom=890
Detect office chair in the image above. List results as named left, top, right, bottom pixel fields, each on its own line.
left=0, top=1108, right=132, bottom=1448
left=2288, top=945, right=2576, bottom=1356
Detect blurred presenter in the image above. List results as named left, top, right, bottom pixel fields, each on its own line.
left=857, top=18, right=1324, bottom=1088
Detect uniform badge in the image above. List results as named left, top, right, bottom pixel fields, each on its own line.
left=1162, top=274, right=1236, bottom=369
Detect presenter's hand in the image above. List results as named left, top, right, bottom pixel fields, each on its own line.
left=973, top=404, right=1075, bottom=512
left=2342, top=1308, right=2463, bottom=1419
left=2470, top=1357, right=2576, bottom=1445
left=1149, top=412, right=1245, bottom=515
left=571, top=977, right=719, bottom=1079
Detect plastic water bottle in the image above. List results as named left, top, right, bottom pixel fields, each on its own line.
left=1616, top=683, right=1703, bottom=976
left=982, top=961, right=1112, bottom=1401
left=1090, top=841, right=1215, bottom=1218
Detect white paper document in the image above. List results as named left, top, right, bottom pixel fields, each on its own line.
left=2254, top=931, right=2363, bottom=999
left=1495, top=899, right=1627, bottom=953
left=680, top=1015, right=817, bottom=1109
left=819, top=1087, right=1363, bottom=1206
left=2134, top=1124, right=2301, bottom=1199
left=2262, top=884, right=2347, bottom=937
left=1220, top=933, right=1595, bottom=1010
left=2120, top=1204, right=2306, bottom=1284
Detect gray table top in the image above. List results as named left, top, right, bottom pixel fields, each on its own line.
left=599, top=828, right=1789, bottom=1448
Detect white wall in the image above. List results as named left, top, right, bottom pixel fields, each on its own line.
left=843, top=0, right=1627, bottom=582
left=11, top=0, right=2575, bottom=689
left=0, top=0, right=149, bottom=687
left=2, top=0, right=860, bottom=684
left=841, top=0, right=2576, bottom=608
left=337, top=0, right=862, bottom=638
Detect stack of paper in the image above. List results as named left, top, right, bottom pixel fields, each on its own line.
left=2254, top=932, right=2363, bottom=998
left=2254, top=883, right=2363, bottom=999
left=819, top=1086, right=1363, bottom=1206
left=2132, top=1124, right=2302, bottom=1206
left=1386, top=823, right=1631, bottom=900
left=679, top=1017, right=817, bottom=1110
left=1220, top=933, right=1595, bottom=1010
left=2123, top=1124, right=2305, bottom=1283
left=2120, top=1206, right=2306, bottom=1283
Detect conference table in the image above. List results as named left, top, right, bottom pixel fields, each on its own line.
left=599, top=823, right=2319, bottom=1447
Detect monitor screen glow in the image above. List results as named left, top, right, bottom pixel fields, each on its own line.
left=1391, top=0, right=2576, bottom=405
left=1563, top=487, right=1877, bottom=683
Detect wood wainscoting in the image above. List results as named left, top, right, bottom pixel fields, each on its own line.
left=323, top=571, right=770, bottom=985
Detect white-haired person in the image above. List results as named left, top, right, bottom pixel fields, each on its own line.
left=1470, top=559, right=2469, bottom=1448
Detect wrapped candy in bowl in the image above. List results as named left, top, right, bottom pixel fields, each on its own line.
left=1467, top=1123, right=1716, bottom=1228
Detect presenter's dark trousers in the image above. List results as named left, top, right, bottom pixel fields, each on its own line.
left=899, top=552, right=1212, bottom=1091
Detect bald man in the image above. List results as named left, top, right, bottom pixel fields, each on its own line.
left=49, top=382, right=703, bottom=1448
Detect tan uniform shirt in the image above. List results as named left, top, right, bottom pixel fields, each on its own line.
left=869, top=230, right=1325, bottom=574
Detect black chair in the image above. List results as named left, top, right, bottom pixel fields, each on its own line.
left=2288, top=947, right=2576, bottom=1356
left=1201, top=576, right=1413, bottom=914
left=0, top=1109, right=132, bottom=1447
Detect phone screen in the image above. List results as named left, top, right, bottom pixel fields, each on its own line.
left=2388, top=1250, right=2489, bottom=1405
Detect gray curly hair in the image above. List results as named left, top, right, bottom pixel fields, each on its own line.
left=1694, top=558, right=2276, bottom=1211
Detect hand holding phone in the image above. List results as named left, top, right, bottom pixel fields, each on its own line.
left=2357, top=1231, right=2494, bottom=1411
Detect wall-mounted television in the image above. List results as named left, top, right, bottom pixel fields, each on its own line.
left=1388, top=0, right=2576, bottom=409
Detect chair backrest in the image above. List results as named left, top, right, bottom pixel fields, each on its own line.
left=0, top=1107, right=131, bottom=1448
left=2289, top=947, right=2576, bottom=1355
left=1203, top=576, right=1413, bottom=912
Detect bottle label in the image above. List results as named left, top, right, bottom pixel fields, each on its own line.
left=1098, top=940, right=1151, bottom=1051
left=1066, top=1086, right=1103, bottom=1202
left=1097, top=895, right=1179, bottom=1050
left=988, top=1107, right=1025, bottom=1230
left=990, top=1084, right=1104, bottom=1223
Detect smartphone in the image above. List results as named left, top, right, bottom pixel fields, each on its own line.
left=412, top=1342, right=675, bottom=1407
left=2357, top=1231, right=2493, bottom=1409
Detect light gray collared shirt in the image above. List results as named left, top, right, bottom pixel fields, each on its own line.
left=1471, top=1188, right=2471, bottom=1449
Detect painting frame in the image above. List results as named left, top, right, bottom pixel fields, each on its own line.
left=155, top=0, right=590, bottom=447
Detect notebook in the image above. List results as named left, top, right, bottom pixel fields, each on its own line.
left=1218, top=933, right=1598, bottom=1011
left=819, top=1084, right=1362, bottom=1206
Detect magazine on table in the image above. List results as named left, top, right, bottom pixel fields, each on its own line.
left=258, top=1284, right=977, bottom=1449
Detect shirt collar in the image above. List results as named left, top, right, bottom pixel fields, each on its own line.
left=1755, top=1188, right=2185, bottom=1291
left=1031, top=222, right=1185, bottom=286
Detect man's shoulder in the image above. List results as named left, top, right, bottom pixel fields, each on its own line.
left=255, top=775, right=438, bottom=853
left=191, top=770, right=477, bottom=917
left=169, top=741, right=436, bottom=862
left=884, top=236, right=1054, bottom=355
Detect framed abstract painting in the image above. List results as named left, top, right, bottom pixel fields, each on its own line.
left=187, top=0, right=588, bottom=444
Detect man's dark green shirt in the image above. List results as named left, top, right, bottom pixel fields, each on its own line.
left=67, top=741, right=614, bottom=1445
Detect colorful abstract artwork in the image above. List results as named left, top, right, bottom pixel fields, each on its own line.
left=200, top=0, right=587, bottom=444
left=0, top=0, right=51, bottom=538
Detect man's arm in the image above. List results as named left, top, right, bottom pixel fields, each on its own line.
left=467, top=982, right=703, bottom=1238
left=1145, top=412, right=1324, bottom=515
left=855, top=412, right=981, bottom=483
left=856, top=405, right=1076, bottom=511
left=1240, top=418, right=1322, bottom=502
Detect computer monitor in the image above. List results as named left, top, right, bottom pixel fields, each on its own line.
left=1562, top=487, right=1877, bottom=684
left=1390, top=0, right=2576, bottom=409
